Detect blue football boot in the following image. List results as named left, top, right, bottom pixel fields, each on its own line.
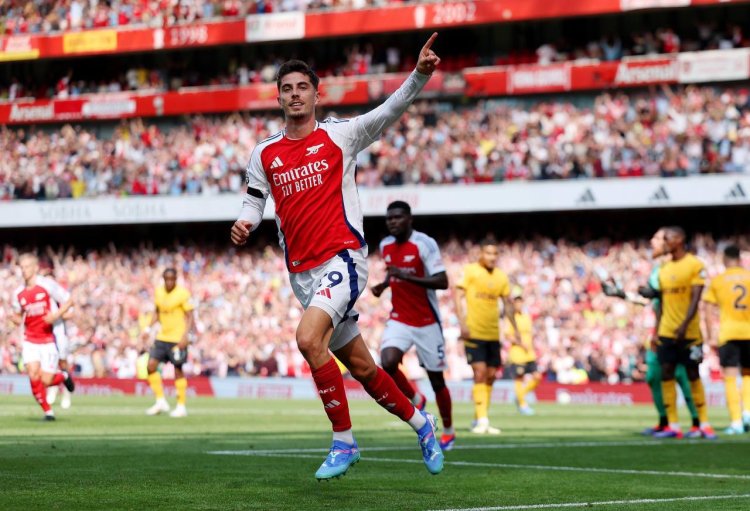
left=315, top=440, right=360, bottom=481
left=416, top=411, right=444, bottom=475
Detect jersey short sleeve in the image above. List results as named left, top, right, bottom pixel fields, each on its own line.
left=498, top=271, right=511, bottom=298
left=416, top=235, right=445, bottom=276
left=692, top=258, right=707, bottom=287
left=245, top=146, right=270, bottom=199
left=702, top=279, right=718, bottom=305
left=38, top=276, right=70, bottom=305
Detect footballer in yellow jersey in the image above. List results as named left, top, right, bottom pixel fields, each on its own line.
left=455, top=239, right=521, bottom=434
left=702, top=245, right=750, bottom=434
left=145, top=268, right=195, bottom=418
left=503, top=294, right=541, bottom=416
left=654, top=227, right=715, bottom=439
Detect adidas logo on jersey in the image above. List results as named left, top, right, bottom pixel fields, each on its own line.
left=315, top=288, right=332, bottom=299
left=269, top=156, right=284, bottom=169
left=306, top=143, right=324, bottom=156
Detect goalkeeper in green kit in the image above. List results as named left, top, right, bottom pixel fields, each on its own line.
left=600, top=228, right=699, bottom=436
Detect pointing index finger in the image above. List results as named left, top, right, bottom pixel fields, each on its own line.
left=422, top=32, right=438, bottom=53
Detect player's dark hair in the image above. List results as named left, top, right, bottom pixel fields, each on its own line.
left=724, top=245, right=741, bottom=260
left=664, top=226, right=686, bottom=241
left=387, top=200, right=411, bottom=214
left=163, top=268, right=177, bottom=278
left=479, top=237, right=497, bottom=248
left=276, top=60, right=320, bottom=91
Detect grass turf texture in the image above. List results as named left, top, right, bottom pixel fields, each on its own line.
left=1, top=395, right=749, bottom=511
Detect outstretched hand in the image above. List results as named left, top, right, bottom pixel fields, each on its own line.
left=416, top=32, right=441, bottom=75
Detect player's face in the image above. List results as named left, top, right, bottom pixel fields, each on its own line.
left=479, top=245, right=499, bottom=269
left=163, top=273, right=177, bottom=292
left=513, top=298, right=523, bottom=313
left=385, top=208, right=411, bottom=238
left=650, top=229, right=666, bottom=257
left=663, top=231, right=683, bottom=254
left=278, top=72, right=319, bottom=121
left=19, top=258, right=38, bottom=282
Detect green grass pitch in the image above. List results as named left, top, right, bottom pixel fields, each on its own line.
left=1, top=395, right=749, bottom=511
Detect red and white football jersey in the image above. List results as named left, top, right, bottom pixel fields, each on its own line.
left=242, top=71, right=430, bottom=273
left=12, top=276, right=70, bottom=344
left=380, top=231, right=446, bottom=328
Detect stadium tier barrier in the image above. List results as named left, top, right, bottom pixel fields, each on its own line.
left=0, top=375, right=729, bottom=407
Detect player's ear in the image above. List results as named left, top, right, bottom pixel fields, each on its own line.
left=314, top=88, right=320, bottom=105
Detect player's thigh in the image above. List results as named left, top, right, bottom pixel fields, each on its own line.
left=149, top=341, right=173, bottom=365
left=22, top=342, right=58, bottom=376
left=656, top=337, right=679, bottom=366
left=736, top=341, right=750, bottom=369
left=381, top=320, right=416, bottom=355
left=167, top=344, right=188, bottom=368
left=412, top=323, right=447, bottom=372
left=719, top=342, right=741, bottom=369
left=38, top=343, right=59, bottom=375
left=298, top=249, right=369, bottom=329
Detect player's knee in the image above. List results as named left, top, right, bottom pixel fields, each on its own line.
left=350, top=361, right=377, bottom=383
left=295, top=330, right=326, bottom=361
left=40, top=374, right=54, bottom=386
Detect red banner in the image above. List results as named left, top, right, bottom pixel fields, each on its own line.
left=73, top=377, right=214, bottom=397
left=2, top=1, right=745, bottom=62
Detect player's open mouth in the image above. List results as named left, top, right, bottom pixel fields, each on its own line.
left=290, top=102, right=303, bottom=107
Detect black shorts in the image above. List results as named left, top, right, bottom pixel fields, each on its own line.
left=149, top=340, right=187, bottom=368
left=510, top=361, right=538, bottom=378
left=464, top=339, right=501, bottom=367
left=656, top=337, right=702, bottom=367
left=719, top=341, right=750, bottom=368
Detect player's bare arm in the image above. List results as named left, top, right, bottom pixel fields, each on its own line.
left=371, top=279, right=390, bottom=298
left=387, top=267, right=448, bottom=290
left=43, top=297, right=73, bottom=325
left=454, top=286, right=470, bottom=339
left=178, top=310, right=195, bottom=350
left=503, top=296, right=524, bottom=347
left=675, top=284, right=703, bottom=341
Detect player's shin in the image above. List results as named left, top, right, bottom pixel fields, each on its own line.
left=724, top=376, right=742, bottom=424
left=48, top=372, right=66, bottom=387
left=175, top=378, right=188, bottom=405
left=689, top=378, right=709, bottom=425
left=390, top=368, right=417, bottom=400
left=435, top=386, right=453, bottom=430
left=30, top=378, right=51, bottom=413
left=361, top=367, right=425, bottom=430
left=742, top=375, right=750, bottom=414
left=148, top=372, right=165, bottom=400
left=661, top=380, right=679, bottom=427
left=514, top=379, right=526, bottom=407
left=312, top=357, right=353, bottom=435
left=472, top=383, right=488, bottom=420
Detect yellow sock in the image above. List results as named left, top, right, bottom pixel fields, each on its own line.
left=725, top=376, right=742, bottom=423
left=473, top=383, right=488, bottom=420
left=485, top=383, right=493, bottom=414
left=524, top=376, right=540, bottom=395
left=689, top=379, right=709, bottom=424
left=742, top=376, right=750, bottom=413
left=514, top=380, right=526, bottom=408
left=175, top=378, right=188, bottom=406
left=662, top=380, right=678, bottom=425
left=148, top=372, right=164, bottom=400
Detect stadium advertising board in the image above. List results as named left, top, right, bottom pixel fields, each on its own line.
left=2, top=47, right=745, bottom=125
left=0, top=375, right=729, bottom=406
left=1, top=1, right=743, bottom=62
left=1, top=176, right=747, bottom=228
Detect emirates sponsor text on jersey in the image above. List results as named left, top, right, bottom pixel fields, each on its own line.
left=272, top=159, right=330, bottom=198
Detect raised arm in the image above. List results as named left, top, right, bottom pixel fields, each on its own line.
left=349, top=33, right=440, bottom=152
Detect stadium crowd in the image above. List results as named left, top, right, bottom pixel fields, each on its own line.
left=1, top=234, right=743, bottom=382
left=2, top=85, right=750, bottom=201
left=1, top=0, right=422, bottom=34
left=1, top=22, right=745, bottom=101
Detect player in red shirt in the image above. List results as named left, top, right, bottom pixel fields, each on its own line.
left=371, top=201, right=455, bottom=451
left=10, top=254, right=75, bottom=421
left=231, top=34, right=444, bottom=480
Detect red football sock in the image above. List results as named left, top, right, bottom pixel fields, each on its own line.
left=362, top=367, right=415, bottom=422
left=435, top=386, right=453, bottom=429
left=50, top=372, right=65, bottom=387
left=30, top=378, right=51, bottom=412
left=311, top=357, right=352, bottom=432
left=389, top=368, right=416, bottom=400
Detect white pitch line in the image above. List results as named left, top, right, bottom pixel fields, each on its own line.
left=208, top=452, right=750, bottom=481
left=206, top=437, right=750, bottom=456
left=429, top=493, right=750, bottom=511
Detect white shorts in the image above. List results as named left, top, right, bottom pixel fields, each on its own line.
left=382, top=320, right=447, bottom=372
left=53, top=320, right=70, bottom=359
left=289, top=248, right=369, bottom=352
left=22, top=341, right=60, bottom=374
